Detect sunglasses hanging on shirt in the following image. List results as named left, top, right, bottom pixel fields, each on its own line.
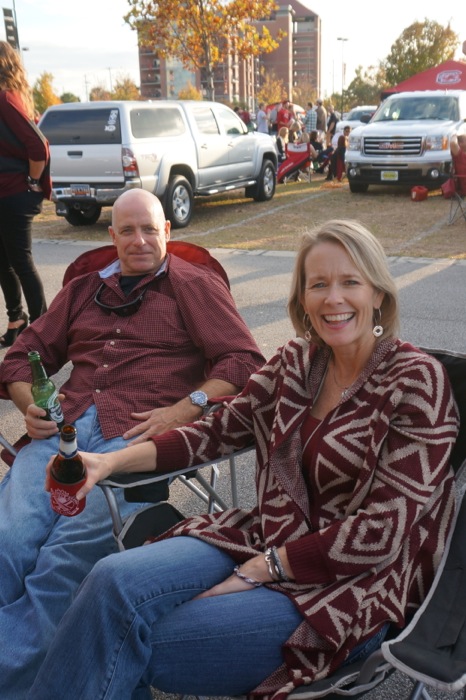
left=94, top=279, right=154, bottom=317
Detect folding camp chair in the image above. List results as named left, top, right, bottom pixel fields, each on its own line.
left=0, top=241, right=241, bottom=521
left=379, top=349, right=466, bottom=700
left=442, top=165, right=466, bottom=225
left=277, top=143, right=313, bottom=183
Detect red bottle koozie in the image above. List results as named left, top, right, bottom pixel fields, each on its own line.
left=50, top=474, right=86, bottom=517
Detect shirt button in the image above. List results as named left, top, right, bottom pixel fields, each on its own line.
left=110, top=341, right=115, bottom=346
left=103, top=364, right=108, bottom=368
left=95, top=389, right=101, bottom=394
left=116, top=329, right=121, bottom=334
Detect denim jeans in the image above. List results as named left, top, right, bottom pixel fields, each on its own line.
left=0, top=405, right=140, bottom=699
left=29, top=536, right=305, bottom=700
left=0, top=189, right=47, bottom=322
left=28, top=536, right=388, bottom=700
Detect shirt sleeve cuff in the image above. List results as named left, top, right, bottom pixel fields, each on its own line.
left=286, top=535, right=333, bottom=585
left=150, top=430, right=192, bottom=473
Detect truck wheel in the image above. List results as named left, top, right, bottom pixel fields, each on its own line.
left=64, top=204, right=102, bottom=226
left=164, top=176, right=193, bottom=228
left=247, top=159, right=276, bottom=201
left=349, top=182, right=369, bottom=194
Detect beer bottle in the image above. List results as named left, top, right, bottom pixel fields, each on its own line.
left=50, top=424, right=87, bottom=517
left=28, top=350, right=65, bottom=429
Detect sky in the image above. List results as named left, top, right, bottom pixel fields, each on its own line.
left=1, top=0, right=466, bottom=102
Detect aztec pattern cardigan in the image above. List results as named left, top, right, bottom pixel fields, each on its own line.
left=153, top=337, right=458, bottom=699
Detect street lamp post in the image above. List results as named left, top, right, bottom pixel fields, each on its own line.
left=337, top=37, right=348, bottom=117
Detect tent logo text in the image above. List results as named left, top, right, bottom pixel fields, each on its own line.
left=436, top=70, right=462, bottom=85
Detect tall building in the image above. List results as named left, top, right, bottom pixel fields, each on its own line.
left=138, top=1, right=321, bottom=106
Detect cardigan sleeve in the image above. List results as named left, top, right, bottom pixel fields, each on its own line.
left=286, top=355, right=458, bottom=584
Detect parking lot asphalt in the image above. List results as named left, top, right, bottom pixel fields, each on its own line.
left=1, top=238, right=465, bottom=699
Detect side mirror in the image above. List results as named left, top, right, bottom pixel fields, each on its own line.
left=360, top=114, right=371, bottom=124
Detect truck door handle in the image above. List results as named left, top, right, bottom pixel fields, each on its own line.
left=67, top=151, right=83, bottom=157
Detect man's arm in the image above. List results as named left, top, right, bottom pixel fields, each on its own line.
left=450, top=134, right=460, bottom=157
left=124, top=377, right=238, bottom=444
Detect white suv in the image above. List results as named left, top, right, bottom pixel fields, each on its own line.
left=39, top=100, right=278, bottom=228
left=346, top=90, right=466, bottom=193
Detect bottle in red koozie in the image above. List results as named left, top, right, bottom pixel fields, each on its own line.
left=50, top=424, right=86, bottom=517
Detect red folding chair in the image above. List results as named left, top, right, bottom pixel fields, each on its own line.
left=277, top=143, right=313, bottom=183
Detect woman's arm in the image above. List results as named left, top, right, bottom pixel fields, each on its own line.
left=44, top=441, right=158, bottom=501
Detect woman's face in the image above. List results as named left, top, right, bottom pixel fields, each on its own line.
left=302, top=241, right=384, bottom=355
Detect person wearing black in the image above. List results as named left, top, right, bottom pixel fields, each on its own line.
left=0, top=41, right=50, bottom=346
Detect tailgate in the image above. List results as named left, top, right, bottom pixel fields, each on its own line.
left=48, top=144, right=124, bottom=184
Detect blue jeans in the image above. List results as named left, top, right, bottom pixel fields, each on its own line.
left=0, top=405, right=140, bottom=699
left=28, top=536, right=303, bottom=699
left=28, top=536, right=387, bottom=700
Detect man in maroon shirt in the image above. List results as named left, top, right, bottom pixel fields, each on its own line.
left=0, top=189, right=265, bottom=698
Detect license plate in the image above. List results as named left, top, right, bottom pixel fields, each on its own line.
left=381, top=171, right=398, bottom=182
left=70, top=184, right=91, bottom=196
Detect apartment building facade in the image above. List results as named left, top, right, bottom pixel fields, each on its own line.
left=138, top=0, right=321, bottom=107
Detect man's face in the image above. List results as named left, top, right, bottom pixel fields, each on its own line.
left=109, top=192, right=171, bottom=276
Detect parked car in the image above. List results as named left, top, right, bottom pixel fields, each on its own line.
left=39, top=100, right=278, bottom=228
left=335, top=105, right=378, bottom=133
left=345, top=90, right=466, bottom=193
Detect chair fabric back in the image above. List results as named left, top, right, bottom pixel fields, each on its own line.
left=62, top=241, right=230, bottom=289
left=422, top=348, right=466, bottom=472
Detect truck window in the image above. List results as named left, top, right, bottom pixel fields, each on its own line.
left=40, top=109, right=122, bottom=145
left=130, top=108, right=186, bottom=138
left=216, top=107, right=247, bottom=135
left=190, top=105, right=220, bottom=135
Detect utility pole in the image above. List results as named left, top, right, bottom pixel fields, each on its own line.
left=337, top=37, right=348, bottom=117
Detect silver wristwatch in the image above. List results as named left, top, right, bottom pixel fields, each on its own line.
left=188, top=390, right=208, bottom=409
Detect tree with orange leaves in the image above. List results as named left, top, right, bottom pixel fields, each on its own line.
left=125, top=0, right=284, bottom=100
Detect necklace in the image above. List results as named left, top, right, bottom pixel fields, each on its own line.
left=331, top=360, right=357, bottom=400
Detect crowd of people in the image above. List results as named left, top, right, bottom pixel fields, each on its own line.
left=263, top=97, right=351, bottom=182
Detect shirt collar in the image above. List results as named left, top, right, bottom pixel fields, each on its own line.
left=98, top=257, right=168, bottom=280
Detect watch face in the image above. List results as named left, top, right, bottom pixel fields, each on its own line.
left=190, top=390, right=208, bottom=407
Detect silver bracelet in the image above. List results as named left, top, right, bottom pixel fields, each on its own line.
left=264, top=548, right=281, bottom=581
left=270, top=546, right=292, bottom=582
left=233, top=565, right=263, bottom=587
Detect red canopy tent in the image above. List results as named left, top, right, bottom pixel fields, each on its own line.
left=382, top=60, right=466, bottom=99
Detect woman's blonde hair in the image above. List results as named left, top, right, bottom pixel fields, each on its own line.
left=288, top=219, right=399, bottom=345
left=0, top=41, right=34, bottom=119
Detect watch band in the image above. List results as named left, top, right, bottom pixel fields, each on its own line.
left=27, top=176, right=41, bottom=186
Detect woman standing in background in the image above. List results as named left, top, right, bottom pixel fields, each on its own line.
left=0, top=41, right=50, bottom=346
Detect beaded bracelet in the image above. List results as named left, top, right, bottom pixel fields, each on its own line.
left=233, top=565, right=263, bottom=587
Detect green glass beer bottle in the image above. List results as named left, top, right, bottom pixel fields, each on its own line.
left=28, top=350, right=65, bottom=429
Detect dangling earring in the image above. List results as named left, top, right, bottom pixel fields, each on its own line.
left=303, top=313, right=313, bottom=342
left=372, top=308, right=383, bottom=338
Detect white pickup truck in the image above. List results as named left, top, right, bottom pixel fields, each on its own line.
left=39, top=100, right=278, bottom=228
left=346, top=90, right=466, bottom=193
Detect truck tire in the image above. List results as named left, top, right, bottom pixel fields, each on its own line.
left=164, top=175, right=193, bottom=228
left=64, top=204, right=102, bottom=226
left=349, top=182, right=369, bottom=194
left=246, top=159, right=276, bottom=201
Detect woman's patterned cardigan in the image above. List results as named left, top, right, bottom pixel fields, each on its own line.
left=153, top=337, right=459, bottom=699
